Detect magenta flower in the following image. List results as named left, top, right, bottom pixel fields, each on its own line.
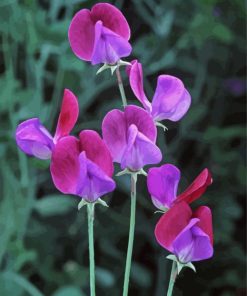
left=127, top=60, right=191, bottom=122
left=102, top=105, right=162, bottom=171
left=50, top=130, right=115, bottom=202
left=16, top=89, right=79, bottom=159
left=68, top=3, right=132, bottom=65
left=155, top=201, right=214, bottom=263
left=147, top=164, right=212, bottom=211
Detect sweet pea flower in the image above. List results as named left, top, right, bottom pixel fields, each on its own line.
left=127, top=60, right=191, bottom=122
left=102, top=105, right=162, bottom=171
left=50, top=131, right=115, bottom=202
left=16, top=89, right=79, bottom=159
left=68, top=3, right=132, bottom=65
left=147, top=164, right=212, bottom=211
left=155, top=201, right=214, bottom=263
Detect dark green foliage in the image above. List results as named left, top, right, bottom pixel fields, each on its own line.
left=0, top=0, right=245, bottom=295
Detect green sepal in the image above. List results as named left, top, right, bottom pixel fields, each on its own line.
left=116, top=168, right=147, bottom=177
left=78, top=199, right=88, bottom=210
left=166, top=254, right=196, bottom=274
left=96, top=59, right=131, bottom=75
left=155, top=121, right=168, bottom=132
left=95, top=198, right=109, bottom=207
left=78, top=198, right=109, bottom=210
left=154, top=209, right=168, bottom=214
left=118, top=59, right=131, bottom=67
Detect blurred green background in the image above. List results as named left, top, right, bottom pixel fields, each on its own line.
left=0, top=0, right=246, bottom=295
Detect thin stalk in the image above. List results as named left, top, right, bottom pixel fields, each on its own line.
left=167, top=261, right=178, bottom=296
left=116, top=66, right=127, bottom=107
left=87, top=203, right=96, bottom=296
left=123, top=174, right=137, bottom=296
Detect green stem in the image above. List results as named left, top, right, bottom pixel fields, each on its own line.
left=123, top=174, right=137, bottom=296
left=116, top=66, right=127, bottom=107
left=167, top=261, right=178, bottom=296
left=87, top=203, right=96, bottom=296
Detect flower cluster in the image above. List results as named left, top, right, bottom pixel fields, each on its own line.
left=15, top=2, right=214, bottom=295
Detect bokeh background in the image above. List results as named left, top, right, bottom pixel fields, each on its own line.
left=0, top=0, right=246, bottom=295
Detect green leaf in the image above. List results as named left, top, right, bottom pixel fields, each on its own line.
left=131, top=263, right=152, bottom=288
left=34, top=195, right=76, bottom=217
left=2, top=271, right=44, bottom=296
left=96, top=267, right=116, bottom=288
left=52, top=286, right=84, bottom=296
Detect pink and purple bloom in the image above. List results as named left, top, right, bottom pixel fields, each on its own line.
left=68, top=3, right=132, bottom=65
left=16, top=89, right=115, bottom=202
left=155, top=201, right=214, bottom=263
left=102, top=105, right=162, bottom=171
left=127, top=60, right=191, bottom=122
left=50, top=131, right=116, bottom=202
left=16, top=89, right=79, bottom=159
left=147, top=164, right=212, bottom=211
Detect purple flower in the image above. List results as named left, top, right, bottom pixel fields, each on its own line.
left=50, top=131, right=115, bottom=202
left=155, top=202, right=214, bottom=263
left=16, top=89, right=79, bottom=159
left=127, top=60, right=191, bottom=122
left=102, top=105, right=162, bottom=171
left=68, top=3, right=132, bottom=65
left=147, top=164, right=212, bottom=211
left=224, top=78, right=246, bottom=97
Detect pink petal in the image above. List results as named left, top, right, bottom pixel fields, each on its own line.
left=128, top=60, right=151, bottom=112
left=68, top=9, right=95, bottom=61
left=79, top=130, right=114, bottom=177
left=151, top=75, right=191, bottom=122
left=155, top=202, right=192, bottom=252
left=91, top=21, right=132, bottom=65
left=16, top=118, right=54, bottom=160
left=193, top=206, right=214, bottom=245
left=91, top=3, right=130, bottom=40
left=50, top=136, right=81, bottom=195
left=147, top=164, right=180, bottom=210
left=125, top=105, right=157, bottom=142
left=102, top=109, right=127, bottom=163
left=176, top=169, right=213, bottom=204
left=54, top=89, right=79, bottom=142
left=121, top=124, right=162, bottom=171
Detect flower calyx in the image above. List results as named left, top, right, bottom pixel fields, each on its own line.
left=78, top=198, right=109, bottom=210
left=166, top=254, right=196, bottom=274
left=96, top=59, right=131, bottom=75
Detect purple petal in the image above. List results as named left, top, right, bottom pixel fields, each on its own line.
left=91, top=21, right=132, bottom=65
left=16, top=118, right=54, bottom=159
left=102, top=109, right=127, bottom=163
left=68, top=9, right=95, bottom=61
left=147, top=164, right=180, bottom=210
left=128, top=60, right=152, bottom=112
left=173, top=220, right=213, bottom=263
left=91, top=3, right=130, bottom=40
left=121, top=124, right=162, bottom=171
left=50, top=136, right=81, bottom=195
left=151, top=75, right=191, bottom=122
left=77, top=152, right=116, bottom=202
left=125, top=105, right=157, bottom=142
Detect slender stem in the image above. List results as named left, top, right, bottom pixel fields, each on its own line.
left=123, top=174, right=137, bottom=296
left=116, top=66, right=127, bottom=107
left=87, top=203, right=96, bottom=296
left=167, top=261, right=178, bottom=296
